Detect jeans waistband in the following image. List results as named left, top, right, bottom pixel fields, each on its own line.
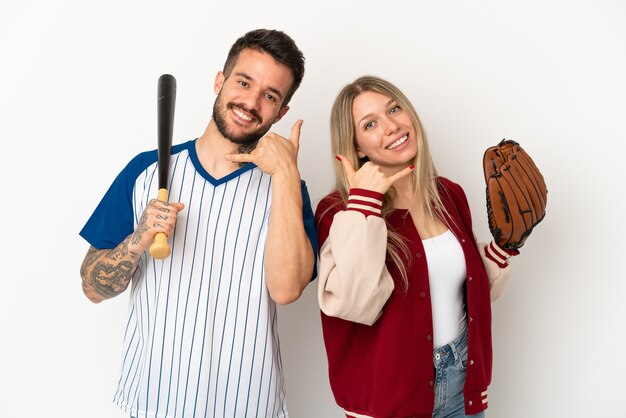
left=433, top=324, right=468, bottom=368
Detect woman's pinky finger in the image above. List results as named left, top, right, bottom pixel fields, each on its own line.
left=388, top=164, right=415, bottom=184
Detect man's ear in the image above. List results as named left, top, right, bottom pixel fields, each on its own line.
left=214, top=71, right=225, bottom=94
left=272, top=105, right=290, bottom=124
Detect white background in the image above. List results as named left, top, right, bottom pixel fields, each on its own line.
left=1, top=0, right=624, bottom=417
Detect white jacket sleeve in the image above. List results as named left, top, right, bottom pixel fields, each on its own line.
left=317, top=190, right=394, bottom=325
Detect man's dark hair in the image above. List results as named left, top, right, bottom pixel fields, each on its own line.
left=223, top=29, right=305, bottom=106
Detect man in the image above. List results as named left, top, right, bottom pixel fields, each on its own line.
left=79, top=29, right=316, bottom=418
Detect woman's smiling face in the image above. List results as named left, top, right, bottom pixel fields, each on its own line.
left=352, top=90, right=418, bottom=173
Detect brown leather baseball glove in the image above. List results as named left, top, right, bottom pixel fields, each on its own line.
left=483, top=139, right=547, bottom=249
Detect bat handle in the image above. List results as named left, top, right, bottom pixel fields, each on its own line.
left=149, top=188, right=171, bottom=259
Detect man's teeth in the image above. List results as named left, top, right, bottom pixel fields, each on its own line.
left=387, top=135, right=408, bottom=150
left=233, top=107, right=253, bottom=121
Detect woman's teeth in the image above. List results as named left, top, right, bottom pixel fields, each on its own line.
left=387, top=134, right=408, bottom=150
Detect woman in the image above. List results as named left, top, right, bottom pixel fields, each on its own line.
left=315, top=76, right=518, bottom=418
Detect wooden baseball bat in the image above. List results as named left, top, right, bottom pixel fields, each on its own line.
left=149, top=74, right=176, bottom=259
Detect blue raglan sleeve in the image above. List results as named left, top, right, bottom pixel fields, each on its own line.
left=300, top=180, right=319, bottom=281
left=79, top=151, right=157, bottom=249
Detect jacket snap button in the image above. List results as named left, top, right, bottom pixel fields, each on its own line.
left=469, top=400, right=473, bottom=406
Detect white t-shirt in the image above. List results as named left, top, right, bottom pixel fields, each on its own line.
left=422, top=229, right=467, bottom=349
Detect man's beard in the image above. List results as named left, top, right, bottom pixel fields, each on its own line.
left=212, top=93, right=272, bottom=154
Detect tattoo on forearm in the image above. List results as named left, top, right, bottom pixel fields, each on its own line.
left=80, top=246, right=100, bottom=279
left=81, top=237, right=141, bottom=299
left=157, top=214, right=167, bottom=220
left=107, top=243, right=129, bottom=262
left=132, top=211, right=149, bottom=246
left=88, top=260, right=135, bottom=297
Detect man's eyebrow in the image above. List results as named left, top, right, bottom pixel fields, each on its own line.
left=233, top=71, right=285, bottom=100
left=267, top=86, right=284, bottom=100
left=234, top=71, right=253, bottom=81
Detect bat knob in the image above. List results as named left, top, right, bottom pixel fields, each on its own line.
left=150, top=233, right=171, bottom=259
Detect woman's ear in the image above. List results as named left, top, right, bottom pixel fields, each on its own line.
left=357, top=149, right=367, bottom=159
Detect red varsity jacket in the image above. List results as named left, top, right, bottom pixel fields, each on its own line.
left=315, top=177, right=493, bottom=417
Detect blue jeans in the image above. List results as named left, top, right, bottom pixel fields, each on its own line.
left=432, top=326, right=485, bottom=418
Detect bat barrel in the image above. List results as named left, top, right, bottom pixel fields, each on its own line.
left=157, top=74, right=176, bottom=189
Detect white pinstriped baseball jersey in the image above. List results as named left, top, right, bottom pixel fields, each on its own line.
left=80, top=139, right=317, bottom=418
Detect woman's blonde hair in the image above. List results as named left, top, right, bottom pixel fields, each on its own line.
left=329, top=75, right=449, bottom=288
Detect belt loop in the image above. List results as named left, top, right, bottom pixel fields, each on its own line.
left=450, top=325, right=467, bottom=364
left=450, top=338, right=460, bottom=364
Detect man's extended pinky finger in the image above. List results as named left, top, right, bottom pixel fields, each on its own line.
left=224, top=153, right=254, bottom=163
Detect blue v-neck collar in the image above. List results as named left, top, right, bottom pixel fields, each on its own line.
left=186, top=138, right=258, bottom=186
